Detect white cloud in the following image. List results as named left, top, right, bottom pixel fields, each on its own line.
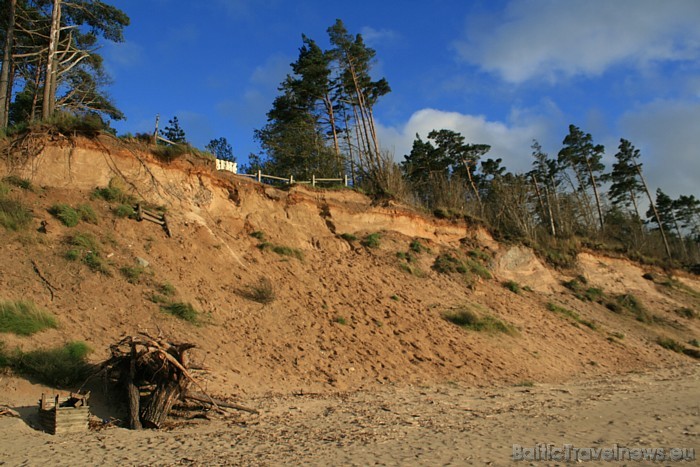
left=360, top=26, right=400, bottom=47
left=455, top=0, right=700, bottom=83
left=618, top=99, right=700, bottom=200
left=377, top=108, right=553, bottom=174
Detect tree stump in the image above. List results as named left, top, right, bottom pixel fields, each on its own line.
left=140, top=377, right=189, bottom=429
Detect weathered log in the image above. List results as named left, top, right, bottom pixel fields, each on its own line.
left=127, top=345, right=142, bottom=430
left=140, top=377, right=189, bottom=429
left=183, top=391, right=259, bottom=415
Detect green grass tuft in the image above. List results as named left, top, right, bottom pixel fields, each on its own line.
left=112, top=204, right=135, bottom=218
left=409, top=239, right=427, bottom=254
left=161, top=302, right=200, bottom=324
left=503, top=280, right=521, bottom=294
left=65, top=232, right=110, bottom=274
left=120, top=266, right=145, bottom=284
left=49, top=204, right=80, bottom=227
left=657, top=337, right=685, bottom=353
left=240, top=277, right=276, bottom=304
left=546, top=302, right=597, bottom=330
left=157, top=282, right=176, bottom=297
left=0, top=300, right=58, bottom=335
left=91, top=185, right=135, bottom=204
left=0, top=198, right=33, bottom=231
left=339, top=233, right=357, bottom=242
left=2, top=175, right=33, bottom=190
left=361, top=232, right=382, bottom=249
left=250, top=231, right=265, bottom=241
left=76, top=204, right=99, bottom=224
left=258, top=242, right=304, bottom=260
left=433, top=253, right=468, bottom=275
left=443, top=306, right=515, bottom=335
left=333, top=316, right=348, bottom=325
left=0, top=341, right=91, bottom=387
left=673, top=307, right=697, bottom=319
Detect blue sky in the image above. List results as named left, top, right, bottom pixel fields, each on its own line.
left=104, top=0, right=700, bottom=199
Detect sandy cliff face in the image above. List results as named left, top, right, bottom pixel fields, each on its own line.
left=1, top=135, right=698, bottom=396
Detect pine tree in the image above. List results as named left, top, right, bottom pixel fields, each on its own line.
left=162, top=117, right=186, bottom=143
left=608, top=139, right=644, bottom=221
left=558, top=124, right=606, bottom=231
left=206, top=137, right=234, bottom=162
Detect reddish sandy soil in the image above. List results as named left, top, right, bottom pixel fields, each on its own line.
left=0, top=135, right=698, bottom=464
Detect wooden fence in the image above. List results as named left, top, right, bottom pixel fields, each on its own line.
left=235, top=170, right=349, bottom=187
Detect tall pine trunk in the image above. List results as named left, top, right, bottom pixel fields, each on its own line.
left=42, top=0, right=61, bottom=119
left=0, top=0, right=17, bottom=129
left=585, top=160, right=605, bottom=231
left=636, top=164, right=672, bottom=260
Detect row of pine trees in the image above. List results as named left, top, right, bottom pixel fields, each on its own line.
left=252, top=21, right=699, bottom=265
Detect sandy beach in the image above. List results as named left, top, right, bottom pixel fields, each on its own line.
left=1, top=363, right=698, bottom=466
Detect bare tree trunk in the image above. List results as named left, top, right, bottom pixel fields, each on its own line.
left=127, top=345, right=142, bottom=430
left=462, top=160, right=483, bottom=215
left=322, top=94, right=341, bottom=167
left=140, top=378, right=188, bottom=429
left=42, top=0, right=61, bottom=119
left=531, top=173, right=556, bottom=236
left=629, top=189, right=644, bottom=233
left=636, top=164, right=672, bottom=260
left=585, top=160, right=605, bottom=231
left=30, top=56, right=43, bottom=121
left=0, top=0, right=17, bottom=129
left=351, top=104, right=370, bottom=174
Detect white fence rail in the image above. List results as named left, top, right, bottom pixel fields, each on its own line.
left=234, top=170, right=348, bottom=187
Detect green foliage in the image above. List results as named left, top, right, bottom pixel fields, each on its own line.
left=161, top=116, right=187, bottom=143
left=503, top=280, right=521, bottom=294
left=0, top=300, right=58, bottom=336
left=258, top=242, right=304, bottom=260
left=433, top=253, right=468, bottom=274
left=608, top=294, right=653, bottom=323
left=2, top=175, right=32, bottom=190
left=673, top=307, right=697, bottom=319
left=112, top=203, right=135, bottom=218
left=689, top=339, right=699, bottom=347
left=562, top=277, right=605, bottom=303
left=240, top=277, right=276, bottom=304
left=1, top=341, right=91, bottom=387
left=49, top=204, right=80, bottom=227
left=443, top=306, right=515, bottom=335
left=161, top=302, right=200, bottom=324
left=76, top=204, right=99, bottom=224
left=467, top=259, right=492, bottom=280
left=546, top=302, right=597, bottom=330
left=409, top=239, right=427, bottom=254
left=157, top=282, right=176, bottom=297
left=152, top=143, right=191, bottom=162
left=339, top=233, right=357, bottom=241
left=361, top=232, right=382, bottom=248
left=91, top=179, right=136, bottom=204
left=333, top=316, right=347, bottom=325
left=40, top=113, right=108, bottom=137
left=250, top=231, right=266, bottom=241
left=656, top=337, right=685, bottom=353
left=206, top=137, right=235, bottom=162
left=120, top=266, right=145, bottom=284
left=0, top=198, right=32, bottom=231
left=65, top=232, right=110, bottom=274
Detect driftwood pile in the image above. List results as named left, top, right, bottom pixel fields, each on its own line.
left=101, top=334, right=257, bottom=429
